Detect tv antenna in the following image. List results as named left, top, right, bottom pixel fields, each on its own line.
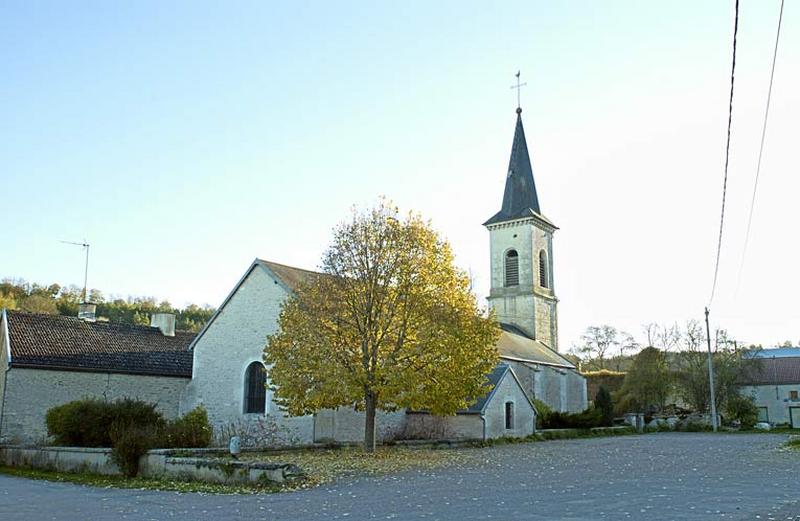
left=60, top=240, right=90, bottom=302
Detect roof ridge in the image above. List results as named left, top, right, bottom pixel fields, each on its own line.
left=256, top=258, right=322, bottom=275
left=7, top=309, right=194, bottom=334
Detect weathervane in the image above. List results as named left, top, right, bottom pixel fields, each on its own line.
left=510, top=70, right=527, bottom=112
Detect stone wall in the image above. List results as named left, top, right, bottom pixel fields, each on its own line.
left=180, top=264, right=314, bottom=445
left=0, top=446, right=299, bottom=484
left=0, top=368, right=187, bottom=444
left=313, top=407, right=407, bottom=443
left=404, top=413, right=483, bottom=440
left=504, top=360, right=587, bottom=413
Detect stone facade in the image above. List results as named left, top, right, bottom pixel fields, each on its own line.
left=505, top=360, right=586, bottom=413
left=313, top=408, right=406, bottom=443
left=740, top=384, right=800, bottom=427
left=487, top=219, right=557, bottom=349
left=482, top=368, right=536, bottom=438
left=0, top=368, right=186, bottom=444
left=179, top=262, right=315, bottom=445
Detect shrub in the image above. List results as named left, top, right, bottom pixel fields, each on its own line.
left=110, top=422, right=159, bottom=477
left=594, top=386, right=614, bottom=427
left=541, top=407, right=603, bottom=430
left=46, top=399, right=113, bottom=447
left=725, top=393, right=759, bottom=429
left=46, top=398, right=165, bottom=448
left=533, top=399, right=553, bottom=430
left=165, top=406, right=213, bottom=448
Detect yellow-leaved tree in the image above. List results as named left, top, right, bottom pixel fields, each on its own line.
left=264, top=201, right=500, bottom=451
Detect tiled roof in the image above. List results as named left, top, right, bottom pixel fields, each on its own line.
left=740, top=356, right=800, bottom=386
left=463, top=364, right=511, bottom=413
left=4, top=311, right=194, bottom=377
left=257, top=259, right=321, bottom=291
left=497, top=323, right=575, bottom=368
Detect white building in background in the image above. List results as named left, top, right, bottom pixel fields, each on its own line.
left=740, top=348, right=800, bottom=428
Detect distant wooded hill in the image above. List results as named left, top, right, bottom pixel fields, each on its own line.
left=0, top=279, right=215, bottom=332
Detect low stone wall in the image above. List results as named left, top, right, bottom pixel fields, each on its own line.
left=538, top=426, right=634, bottom=439
left=0, top=446, right=119, bottom=475
left=0, top=446, right=301, bottom=484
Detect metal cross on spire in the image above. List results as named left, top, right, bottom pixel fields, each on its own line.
left=510, top=70, right=527, bottom=111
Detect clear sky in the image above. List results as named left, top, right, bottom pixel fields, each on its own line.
left=2, top=1, right=798, bottom=350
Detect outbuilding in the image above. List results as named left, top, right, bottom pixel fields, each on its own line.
left=405, top=364, right=537, bottom=440
left=0, top=309, right=195, bottom=444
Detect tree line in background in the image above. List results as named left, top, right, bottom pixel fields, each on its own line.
left=574, top=321, right=773, bottom=427
left=0, top=278, right=215, bottom=332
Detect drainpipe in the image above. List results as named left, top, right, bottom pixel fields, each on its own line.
left=480, top=414, right=487, bottom=441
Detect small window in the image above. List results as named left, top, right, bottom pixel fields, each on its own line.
left=505, top=401, right=515, bottom=429
left=244, top=362, right=267, bottom=414
left=505, top=250, right=519, bottom=287
left=791, top=391, right=799, bottom=401
left=539, top=250, right=549, bottom=289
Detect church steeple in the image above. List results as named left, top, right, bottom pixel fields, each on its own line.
left=484, top=109, right=541, bottom=226
left=484, top=98, right=559, bottom=350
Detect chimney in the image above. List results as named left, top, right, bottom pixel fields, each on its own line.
left=77, top=302, right=97, bottom=322
left=150, top=312, right=176, bottom=337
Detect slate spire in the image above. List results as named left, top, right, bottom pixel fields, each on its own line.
left=484, top=108, right=541, bottom=226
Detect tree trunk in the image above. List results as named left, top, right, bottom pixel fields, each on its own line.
left=364, top=390, right=377, bottom=452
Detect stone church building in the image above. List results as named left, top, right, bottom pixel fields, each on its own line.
left=0, top=107, right=586, bottom=445
left=180, top=106, right=586, bottom=444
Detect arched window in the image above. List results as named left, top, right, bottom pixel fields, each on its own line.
left=505, top=401, right=515, bottom=429
left=243, top=362, right=267, bottom=414
left=505, top=250, right=519, bottom=287
left=539, top=250, right=549, bottom=289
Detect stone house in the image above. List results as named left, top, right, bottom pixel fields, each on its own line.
left=740, top=348, right=800, bottom=427
left=0, top=308, right=194, bottom=444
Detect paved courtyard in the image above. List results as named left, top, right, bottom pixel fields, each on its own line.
left=1, top=433, right=798, bottom=521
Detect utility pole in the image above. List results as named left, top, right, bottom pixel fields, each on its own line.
left=704, top=307, right=719, bottom=432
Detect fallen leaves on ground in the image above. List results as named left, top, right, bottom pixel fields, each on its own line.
left=241, top=446, right=477, bottom=488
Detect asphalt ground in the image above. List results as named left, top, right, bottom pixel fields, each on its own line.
left=1, top=433, right=797, bottom=521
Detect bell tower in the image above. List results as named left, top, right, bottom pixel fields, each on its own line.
left=484, top=106, right=559, bottom=350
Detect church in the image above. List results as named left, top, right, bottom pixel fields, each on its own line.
left=179, top=106, right=587, bottom=444
left=0, top=107, right=587, bottom=445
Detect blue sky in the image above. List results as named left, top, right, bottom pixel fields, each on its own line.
left=2, top=1, right=798, bottom=350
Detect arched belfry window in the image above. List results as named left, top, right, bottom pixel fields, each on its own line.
left=505, top=250, right=519, bottom=287
left=539, top=250, right=549, bottom=289
left=244, top=362, right=267, bottom=414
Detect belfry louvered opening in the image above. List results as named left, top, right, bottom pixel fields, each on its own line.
left=539, top=250, right=549, bottom=289
left=505, top=250, right=519, bottom=287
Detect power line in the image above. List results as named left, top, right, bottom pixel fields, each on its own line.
left=709, top=0, right=740, bottom=307
left=736, top=0, right=786, bottom=294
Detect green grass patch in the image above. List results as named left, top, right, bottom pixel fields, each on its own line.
left=0, top=465, right=286, bottom=494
